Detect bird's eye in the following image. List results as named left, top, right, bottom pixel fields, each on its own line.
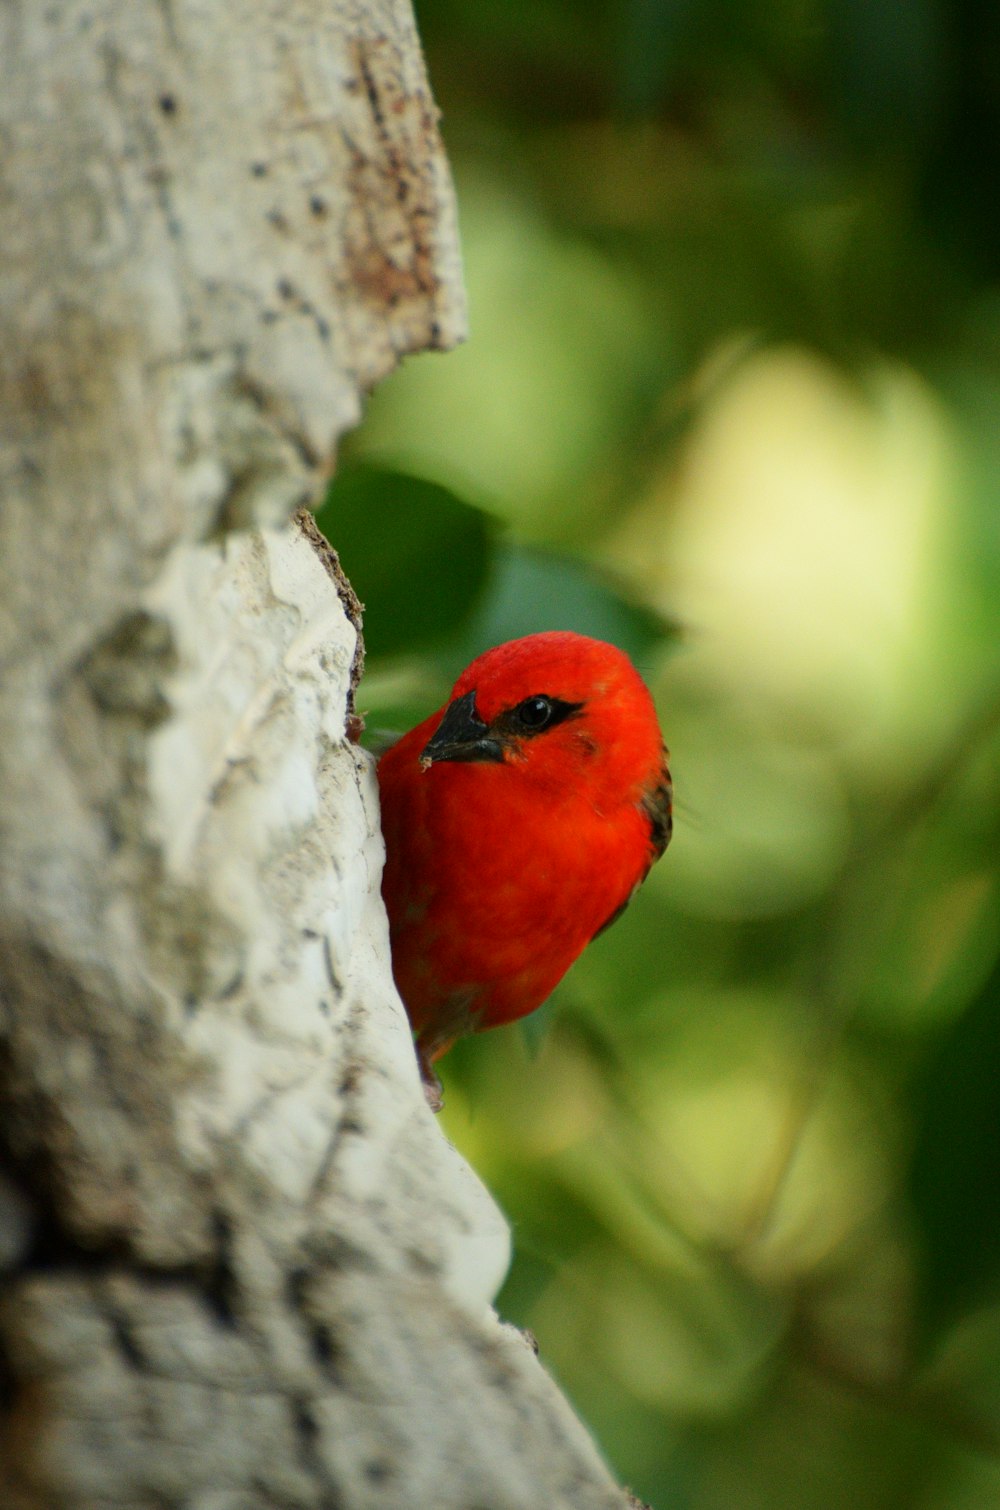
left=514, top=696, right=553, bottom=730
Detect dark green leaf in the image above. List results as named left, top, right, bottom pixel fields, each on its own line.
left=437, top=542, right=679, bottom=682
left=910, top=952, right=1000, bottom=1341
left=315, top=465, right=497, bottom=660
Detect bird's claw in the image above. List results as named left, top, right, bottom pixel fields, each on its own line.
left=415, top=1039, right=444, bottom=1113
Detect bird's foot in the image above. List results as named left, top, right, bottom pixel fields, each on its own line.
left=415, top=1039, right=444, bottom=1113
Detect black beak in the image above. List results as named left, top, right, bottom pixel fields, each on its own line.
left=420, top=689, right=506, bottom=766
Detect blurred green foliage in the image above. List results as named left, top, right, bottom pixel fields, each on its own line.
left=320, top=2, right=1000, bottom=1504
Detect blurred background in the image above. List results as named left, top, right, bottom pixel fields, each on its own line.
left=316, top=2, right=1000, bottom=1504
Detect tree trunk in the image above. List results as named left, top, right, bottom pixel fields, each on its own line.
left=0, top=3, right=633, bottom=1506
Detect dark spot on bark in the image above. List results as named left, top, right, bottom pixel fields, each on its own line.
left=0, top=1336, right=17, bottom=1413
left=365, top=1459, right=394, bottom=1483
left=158, top=93, right=177, bottom=115
left=202, top=1209, right=238, bottom=1329
left=251, top=161, right=268, bottom=177
left=358, top=55, right=384, bottom=128
left=406, top=1246, right=441, bottom=1276
left=277, top=277, right=295, bottom=301
left=286, top=1275, right=346, bottom=1378
left=77, top=610, right=177, bottom=724
left=311, top=1322, right=340, bottom=1371
left=109, top=1308, right=145, bottom=1369
left=466, top=1332, right=516, bottom=1391
left=292, top=1396, right=319, bottom=1446
left=309, top=195, right=328, bottom=218
left=299, top=1234, right=369, bottom=1274
left=218, top=970, right=243, bottom=1001
left=323, top=937, right=343, bottom=996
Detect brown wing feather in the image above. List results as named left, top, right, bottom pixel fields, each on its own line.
left=641, top=755, right=673, bottom=861
left=591, top=751, right=673, bottom=941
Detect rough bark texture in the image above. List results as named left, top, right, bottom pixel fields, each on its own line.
left=0, top=3, right=632, bottom=1507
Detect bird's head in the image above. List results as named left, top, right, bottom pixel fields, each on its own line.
left=419, top=631, right=666, bottom=809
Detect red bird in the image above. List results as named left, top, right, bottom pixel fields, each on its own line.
left=377, top=631, right=672, bottom=1105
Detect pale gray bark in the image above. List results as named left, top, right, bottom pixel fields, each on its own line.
left=0, top=3, right=634, bottom=1507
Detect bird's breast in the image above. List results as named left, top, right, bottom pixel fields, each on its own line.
left=381, top=761, right=652, bottom=1033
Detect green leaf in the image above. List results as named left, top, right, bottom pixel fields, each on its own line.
left=315, top=465, right=497, bottom=660
left=909, top=951, right=1000, bottom=1340
left=437, top=542, right=679, bottom=682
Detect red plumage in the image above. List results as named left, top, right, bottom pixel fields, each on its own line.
left=377, top=632, right=672, bottom=1094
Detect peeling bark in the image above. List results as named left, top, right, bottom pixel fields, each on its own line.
left=0, top=3, right=634, bottom=1506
